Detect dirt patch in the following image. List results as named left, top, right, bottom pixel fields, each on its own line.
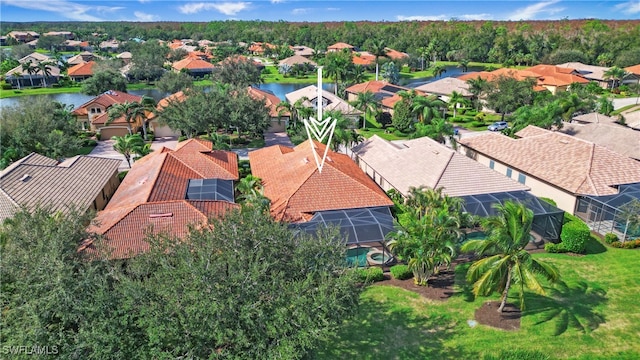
left=474, top=301, right=521, bottom=331
left=375, top=269, right=456, bottom=301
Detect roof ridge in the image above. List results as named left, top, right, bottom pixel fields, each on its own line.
left=433, top=151, right=456, bottom=189
left=94, top=203, right=140, bottom=235
left=0, top=187, right=19, bottom=206
left=323, top=155, right=391, bottom=204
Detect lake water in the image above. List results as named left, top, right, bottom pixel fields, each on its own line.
left=0, top=65, right=479, bottom=109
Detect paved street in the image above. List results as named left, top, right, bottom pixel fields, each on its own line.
left=612, top=97, right=640, bottom=110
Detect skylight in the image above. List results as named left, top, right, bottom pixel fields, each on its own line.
left=185, top=179, right=235, bottom=202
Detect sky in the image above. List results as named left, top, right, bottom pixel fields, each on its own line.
left=0, top=0, right=639, bottom=23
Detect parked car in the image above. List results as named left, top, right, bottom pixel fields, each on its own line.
left=488, top=121, right=508, bottom=131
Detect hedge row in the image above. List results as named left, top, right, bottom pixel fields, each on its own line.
left=546, top=218, right=590, bottom=254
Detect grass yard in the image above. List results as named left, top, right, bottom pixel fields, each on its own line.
left=315, top=238, right=640, bottom=359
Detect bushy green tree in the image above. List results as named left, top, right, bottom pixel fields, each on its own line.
left=392, top=97, right=414, bottom=133
left=128, top=40, right=168, bottom=82
left=81, top=69, right=128, bottom=95
left=156, top=71, right=193, bottom=94
left=486, top=76, right=536, bottom=121
left=213, top=55, right=262, bottom=87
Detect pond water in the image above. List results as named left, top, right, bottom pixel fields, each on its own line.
left=0, top=65, right=479, bottom=109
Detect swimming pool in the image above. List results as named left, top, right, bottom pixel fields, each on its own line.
left=346, top=247, right=372, bottom=267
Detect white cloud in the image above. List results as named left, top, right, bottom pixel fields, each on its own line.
left=134, top=11, right=158, bottom=21
left=507, top=0, right=565, bottom=20
left=326, top=7, right=340, bottom=11
left=397, top=15, right=448, bottom=21
left=615, top=1, right=640, bottom=14
left=270, top=0, right=285, bottom=3
left=179, top=2, right=251, bottom=16
left=0, top=0, right=125, bottom=21
left=292, top=8, right=311, bottom=15
left=139, top=0, right=152, bottom=3
left=460, top=13, right=492, bottom=20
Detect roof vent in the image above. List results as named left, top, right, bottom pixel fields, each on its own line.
left=432, top=150, right=439, bottom=155
left=303, top=157, right=309, bottom=164
left=138, top=176, right=148, bottom=185
left=149, top=213, right=173, bottom=219
left=559, top=139, right=570, bottom=144
left=20, top=174, right=32, bottom=182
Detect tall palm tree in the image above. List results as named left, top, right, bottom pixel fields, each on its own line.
left=350, top=91, right=378, bottom=129
left=370, top=39, right=387, bottom=81
left=107, top=101, right=147, bottom=136
left=347, top=65, right=367, bottom=85
left=448, top=91, right=471, bottom=118
left=604, top=66, right=628, bottom=89
left=36, top=62, right=53, bottom=87
left=461, top=201, right=560, bottom=312
left=458, top=59, right=470, bottom=73
left=466, top=76, right=488, bottom=110
left=411, top=95, right=445, bottom=123
left=432, top=64, right=446, bottom=79
left=417, top=46, right=429, bottom=71
left=21, top=60, right=36, bottom=87
left=411, top=119, right=456, bottom=147
left=111, top=133, right=146, bottom=168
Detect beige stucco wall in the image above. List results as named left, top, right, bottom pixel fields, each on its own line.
left=150, top=120, right=181, bottom=137
left=459, top=145, right=577, bottom=213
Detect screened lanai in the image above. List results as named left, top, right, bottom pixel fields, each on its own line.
left=293, top=207, right=395, bottom=267
left=575, top=182, right=640, bottom=240
left=459, top=190, right=565, bottom=242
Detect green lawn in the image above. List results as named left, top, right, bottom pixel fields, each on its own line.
left=315, top=238, right=640, bottom=359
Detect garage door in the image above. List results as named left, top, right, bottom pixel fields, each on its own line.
left=153, top=124, right=181, bottom=138
left=267, top=119, right=288, bottom=133
left=99, top=127, right=130, bottom=139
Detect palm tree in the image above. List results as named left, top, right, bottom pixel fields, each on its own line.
left=458, top=59, right=470, bottom=73
left=448, top=91, right=471, bottom=118
left=111, top=133, right=146, bottom=168
left=432, top=64, right=446, bottom=79
left=350, top=91, right=378, bottom=129
left=139, top=96, right=157, bottom=140
left=347, top=65, right=367, bottom=85
left=417, top=46, right=429, bottom=71
left=236, top=175, right=270, bottom=211
left=36, top=62, right=53, bottom=87
left=466, top=76, right=488, bottom=110
left=388, top=187, right=466, bottom=286
left=107, top=101, right=147, bottom=136
left=411, top=95, right=445, bottom=123
left=21, top=60, right=36, bottom=87
left=461, top=201, right=560, bottom=312
left=604, top=66, right=628, bottom=89
left=411, top=119, right=456, bottom=147
left=370, top=39, right=387, bottom=81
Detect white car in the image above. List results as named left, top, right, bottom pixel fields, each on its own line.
left=488, top=121, right=508, bottom=131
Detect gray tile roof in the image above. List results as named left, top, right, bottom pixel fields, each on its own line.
left=561, top=122, right=640, bottom=161
left=352, top=135, right=529, bottom=197
left=0, top=154, right=121, bottom=221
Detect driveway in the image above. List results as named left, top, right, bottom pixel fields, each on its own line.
left=265, top=132, right=294, bottom=147
left=612, top=97, right=640, bottom=110
left=89, top=137, right=178, bottom=172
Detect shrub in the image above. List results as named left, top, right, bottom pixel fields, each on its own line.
left=2, top=83, right=13, bottom=90
left=545, top=242, right=568, bottom=253
left=118, top=171, right=128, bottom=181
left=95, top=132, right=101, bottom=141
left=611, top=239, right=640, bottom=249
left=390, top=265, right=413, bottom=280
left=604, top=233, right=619, bottom=244
left=539, top=197, right=557, bottom=207
left=560, top=221, right=590, bottom=253
left=178, top=135, right=188, bottom=142
left=470, top=121, right=485, bottom=128
left=83, top=139, right=97, bottom=147
left=355, top=267, right=384, bottom=283
left=563, top=212, right=582, bottom=224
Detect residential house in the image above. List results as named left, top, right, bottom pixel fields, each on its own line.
left=561, top=121, right=640, bottom=161
left=352, top=135, right=563, bottom=241
left=625, top=64, right=640, bottom=77
left=526, top=64, right=589, bottom=94
left=151, top=91, right=187, bottom=138
left=278, top=55, right=317, bottom=68
left=247, top=87, right=290, bottom=133
left=67, top=61, right=96, bottom=81
left=62, top=40, right=91, bottom=51
left=248, top=42, right=277, bottom=56
left=457, top=126, right=640, bottom=216
left=17, top=52, right=51, bottom=64
left=352, top=51, right=376, bottom=66
left=557, top=62, right=611, bottom=88
left=0, top=153, right=121, bottom=222
left=43, top=31, right=74, bottom=40
left=80, top=139, right=239, bottom=259
left=292, top=45, right=314, bottom=58
left=116, top=51, right=132, bottom=65
left=413, top=77, right=472, bottom=102
left=327, top=42, right=356, bottom=53
left=171, top=56, right=214, bottom=78
left=6, top=31, right=39, bottom=43
left=99, top=40, right=120, bottom=52
left=345, top=80, right=415, bottom=115
left=384, top=48, right=409, bottom=61
left=5, top=62, right=61, bottom=88
left=72, top=90, right=143, bottom=137
left=286, top=85, right=362, bottom=123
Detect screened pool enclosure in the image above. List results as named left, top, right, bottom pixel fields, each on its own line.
left=459, top=190, right=565, bottom=242
left=292, top=207, right=395, bottom=267
left=575, top=183, right=640, bottom=241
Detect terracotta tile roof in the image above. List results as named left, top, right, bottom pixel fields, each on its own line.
left=328, top=42, right=355, bottom=51
left=249, top=140, right=393, bottom=222
left=67, top=61, right=96, bottom=77
left=625, top=64, right=640, bottom=76
left=247, top=86, right=286, bottom=117
left=458, top=126, right=640, bottom=196
left=346, top=80, right=391, bottom=94
left=0, top=153, right=120, bottom=222
left=353, top=135, right=528, bottom=197
left=84, top=138, right=240, bottom=259
left=248, top=42, right=277, bottom=53
left=156, top=90, right=188, bottom=110
left=526, top=64, right=589, bottom=86
left=171, top=57, right=214, bottom=71
left=352, top=52, right=375, bottom=66
left=557, top=62, right=609, bottom=82
left=84, top=200, right=238, bottom=259
left=72, top=90, right=142, bottom=116
left=385, top=48, right=409, bottom=60
left=560, top=122, right=640, bottom=161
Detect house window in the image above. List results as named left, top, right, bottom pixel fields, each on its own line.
left=489, top=160, right=495, bottom=169
left=506, top=168, right=512, bottom=178
left=518, top=174, right=526, bottom=184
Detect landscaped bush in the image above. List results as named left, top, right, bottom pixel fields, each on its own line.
left=118, top=171, right=128, bottom=181
left=559, top=221, right=590, bottom=253
left=355, top=267, right=384, bottom=283
left=95, top=132, right=101, bottom=141
left=563, top=212, right=582, bottom=224
left=390, top=264, right=413, bottom=280
left=539, top=197, right=557, bottom=207
left=544, top=242, right=567, bottom=253
left=470, top=121, right=485, bottom=128
left=604, top=233, right=619, bottom=244
left=83, top=139, right=97, bottom=147
left=610, top=239, right=640, bottom=249
left=2, top=83, right=14, bottom=90
left=178, top=135, right=188, bottom=142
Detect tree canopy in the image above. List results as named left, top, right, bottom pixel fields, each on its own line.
left=81, top=69, right=128, bottom=95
